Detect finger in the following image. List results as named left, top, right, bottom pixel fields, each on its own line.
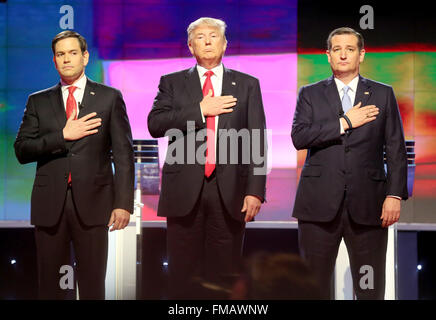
left=241, top=201, right=247, bottom=213
left=363, top=116, right=377, bottom=123
left=245, top=205, right=257, bottom=222
left=121, top=217, right=130, bottom=229
left=81, top=112, right=98, bottom=121
left=352, top=102, right=362, bottom=109
left=107, top=214, right=115, bottom=227
left=85, top=122, right=102, bottom=130
left=222, top=102, right=237, bottom=108
left=84, top=118, right=102, bottom=125
left=219, top=97, right=238, bottom=103
left=84, top=129, right=99, bottom=136
left=245, top=207, right=255, bottom=222
left=221, top=108, right=234, bottom=113
left=112, top=218, right=121, bottom=231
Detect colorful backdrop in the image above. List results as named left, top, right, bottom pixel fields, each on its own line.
left=0, top=0, right=434, bottom=222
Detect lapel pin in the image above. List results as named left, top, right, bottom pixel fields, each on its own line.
left=364, top=91, right=369, bottom=95
left=90, top=91, right=96, bottom=95
left=232, top=82, right=236, bottom=86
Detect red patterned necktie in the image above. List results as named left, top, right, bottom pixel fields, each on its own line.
left=66, top=86, right=77, bottom=185
left=203, top=71, right=215, bottom=177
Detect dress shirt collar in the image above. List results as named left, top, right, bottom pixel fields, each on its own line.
left=196, top=63, right=224, bottom=79
left=61, top=74, right=87, bottom=93
left=334, top=75, right=359, bottom=93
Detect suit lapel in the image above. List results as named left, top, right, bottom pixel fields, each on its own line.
left=78, top=78, right=97, bottom=118
left=354, top=75, right=372, bottom=107
left=184, top=66, right=203, bottom=105
left=49, top=83, right=67, bottom=130
left=218, top=66, right=236, bottom=137
left=323, top=75, right=343, bottom=116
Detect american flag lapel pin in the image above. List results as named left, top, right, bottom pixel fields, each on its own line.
left=364, top=91, right=370, bottom=95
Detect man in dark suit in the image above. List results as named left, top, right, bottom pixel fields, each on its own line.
left=14, top=31, right=134, bottom=299
left=291, top=27, right=408, bottom=299
left=148, top=17, right=267, bottom=299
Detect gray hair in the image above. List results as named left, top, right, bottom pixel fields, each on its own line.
left=187, top=17, right=227, bottom=44
left=327, top=27, right=364, bottom=51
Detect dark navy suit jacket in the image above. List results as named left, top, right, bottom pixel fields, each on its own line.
left=292, top=75, right=408, bottom=226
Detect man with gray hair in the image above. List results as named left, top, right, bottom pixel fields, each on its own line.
left=148, top=17, right=267, bottom=299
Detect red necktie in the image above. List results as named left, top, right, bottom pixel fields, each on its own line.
left=66, top=86, right=77, bottom=185
left=203, top=71, right=215, bottom=177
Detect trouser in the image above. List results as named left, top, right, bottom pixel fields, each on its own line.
left=166, top=173, right=246, bottom=299
left=34, top=187, right=108, bottom=300
left=298, top=197, right=388, bottom=300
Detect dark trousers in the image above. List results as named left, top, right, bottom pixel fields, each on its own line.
left=34, top=188, right=108, bottom=300
left=166, top=174, right=246, bottom=299
left=298, top=197, right=388, bottom=300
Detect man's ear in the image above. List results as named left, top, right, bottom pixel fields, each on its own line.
left=359, top=49, right=366, bottom=63
left=326, top=50, right=331, bottom=64
left=188, top=41, right=194, bottom=55
left=83, top=50, right=90, bottom=67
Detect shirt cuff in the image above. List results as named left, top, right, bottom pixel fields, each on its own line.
left=340, top=119, right=345, bottom=135
left=387, top=195, right=402, bottom=200
left=200, top=105, right=205, bottom=123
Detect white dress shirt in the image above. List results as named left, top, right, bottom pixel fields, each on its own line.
left=61, top=74, right=87, bottom=116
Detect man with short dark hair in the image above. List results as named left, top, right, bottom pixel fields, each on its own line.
left=148, top=17, right=267, bottom=299
left=15, top=30, right=134, bottom=299
left=292, top=27, right=408, bottom=299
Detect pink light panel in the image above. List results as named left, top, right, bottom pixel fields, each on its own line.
left=103, top=53, right=298, bottom=168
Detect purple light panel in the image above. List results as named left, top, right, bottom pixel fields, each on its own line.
left=103, top=53, right=297, bottom=169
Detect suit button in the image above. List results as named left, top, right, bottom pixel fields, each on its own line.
left=345, top=147, right=350, bottom=153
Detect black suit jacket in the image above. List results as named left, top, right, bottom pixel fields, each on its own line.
left=15, top=78, right=134, bottom=227
left=291, top=75, right=408, bottom=226
left=148, top=66, right=267, bottom=221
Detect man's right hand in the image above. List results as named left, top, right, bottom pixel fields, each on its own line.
left=341, top=102, right=379, bottom=130
left=63, top=109, right=102, bottom=141
left=200, top=89, right=237, bottom=117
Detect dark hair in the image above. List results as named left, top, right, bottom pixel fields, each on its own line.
left=327, top=27, right=364, bottom=51
left=52, top=30, right=88, bottom=55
